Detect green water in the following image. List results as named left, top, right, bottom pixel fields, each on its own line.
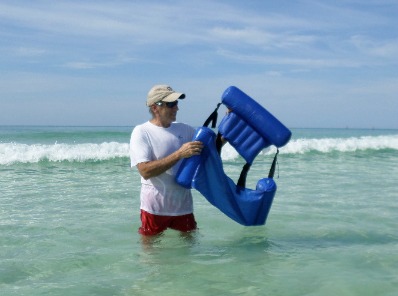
left=1, top=127, right=397, bottom=295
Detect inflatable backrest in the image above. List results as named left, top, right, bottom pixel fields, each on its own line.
left=221, top=86, right=291, bottom=148
left=218, top=113, right=270, bottom=164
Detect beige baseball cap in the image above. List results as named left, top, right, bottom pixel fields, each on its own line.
left=146, top=84, right=186, bottom=106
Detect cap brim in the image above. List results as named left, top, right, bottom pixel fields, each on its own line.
left=162, top=92, right=185, bottom=102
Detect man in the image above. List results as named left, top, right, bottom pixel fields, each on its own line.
left=130, top=84, right=203, bottom=236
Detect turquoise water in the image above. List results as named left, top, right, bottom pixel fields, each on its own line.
left=1, top=126, right=398, bottom=295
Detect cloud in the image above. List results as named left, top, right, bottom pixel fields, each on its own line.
left=0, top=2, right=135, bottom=36
left=15, top=47, right=47, bottom=57
left=215, top=49, right=362, bottom=68
left=62, top=56, right=138, bottom=70
left=350, top=35, right=398, bottom=60
left=209, top=26, right=317, bottom=50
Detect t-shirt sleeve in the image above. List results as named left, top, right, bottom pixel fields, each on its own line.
left=129, top=125, right=152, bottom=167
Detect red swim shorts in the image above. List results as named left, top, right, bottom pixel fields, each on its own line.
left=139, top=210, right=197, bottom=236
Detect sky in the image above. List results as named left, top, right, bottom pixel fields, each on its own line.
left=0, top=0, right=397, bottom=129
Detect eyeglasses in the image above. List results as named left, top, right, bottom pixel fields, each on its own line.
left=155, top=100, right=179, bottom=108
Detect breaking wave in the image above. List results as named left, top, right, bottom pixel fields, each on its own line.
left=1, top=135, right=397, bottom=165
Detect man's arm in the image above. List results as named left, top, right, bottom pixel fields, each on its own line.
left=136, top=141, right=203, bottom=180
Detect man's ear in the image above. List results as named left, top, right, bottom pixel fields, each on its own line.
left=150, top=104, right=157, bottom=112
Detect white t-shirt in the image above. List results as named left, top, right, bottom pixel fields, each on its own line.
left=130, top=121, right=196, bottom=216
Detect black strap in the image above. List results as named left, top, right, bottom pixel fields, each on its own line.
left=203, top=103, right=222, bottom=128
left=237, top=163, right=251, bottom=188
left=215, top=132, right=223, bottom=155
left=268, top=149, right=279, bottom=178
left=204, top=104, right=223, bottom=154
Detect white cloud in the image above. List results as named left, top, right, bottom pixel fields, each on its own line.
left=215, top=49, right=362, bottom=68
left=350, top=35, right=398, bottom=60
left=15, top=47, right=47, bottom=57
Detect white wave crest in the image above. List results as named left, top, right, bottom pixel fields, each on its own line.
left=283, top=135, right=398, bottom=154
left=1, top=135, right=397, bottom=165
left=220, top=135, right=398, bottom=160
left=0, top=142, right=129, bottom=165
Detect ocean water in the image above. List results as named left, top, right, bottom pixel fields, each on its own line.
left=1, top=126, right=397, bottom=296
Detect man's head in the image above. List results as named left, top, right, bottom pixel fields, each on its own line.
left=147, top=84, right=185, bottom=125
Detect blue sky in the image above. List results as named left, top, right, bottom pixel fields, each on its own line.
left=1, top=0, right=397, bottom=128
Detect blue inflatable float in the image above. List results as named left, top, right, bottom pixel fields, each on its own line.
left=176, top=86, right=291, bottom=226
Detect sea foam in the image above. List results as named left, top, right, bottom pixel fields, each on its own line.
left=0, top=142, right=129, bottom=165
left=282, top=135, right=398, bottom=155
left=1, top=135, right=397, bottom=165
